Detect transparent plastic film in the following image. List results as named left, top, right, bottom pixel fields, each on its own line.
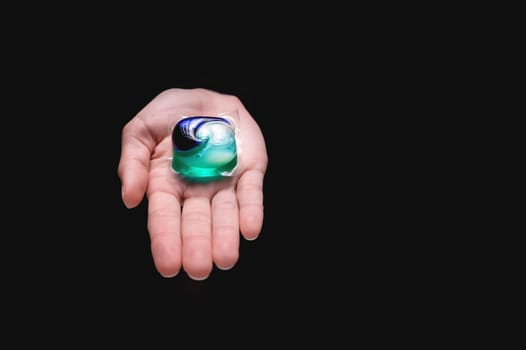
left=170, top=110, right=240, bottom=182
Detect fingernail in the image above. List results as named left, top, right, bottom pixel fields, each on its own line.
left=187, top=273, right=209, bottom=281
left=161, top=271, right=179, bottom=278
left=216, top=263, right=235, bottom=271
left=121, top=188, right=130, bottom=208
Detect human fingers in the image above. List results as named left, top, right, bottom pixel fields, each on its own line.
left=147, top=190, right=183, bottom=278
left=211, top=189, right=239, bottom=270
left=181, top=197, right=213, bottom=280
left=118, top=119, right=155, bottom=208
left=237, top=170, right=265, bottom=240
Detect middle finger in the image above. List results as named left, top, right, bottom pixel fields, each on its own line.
left=181, top=197, right=213, bottom=280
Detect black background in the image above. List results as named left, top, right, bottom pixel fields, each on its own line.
left=1, top=5, right=491, bottom=345
left=6, top=45, right=352, bottom=322
left=2, top=15, right=424, bottom=341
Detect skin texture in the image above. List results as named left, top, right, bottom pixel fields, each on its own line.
left=118, top=88, right=268, bottom=280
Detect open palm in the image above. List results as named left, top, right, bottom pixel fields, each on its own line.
left=118, top=88, right=268, bottom=280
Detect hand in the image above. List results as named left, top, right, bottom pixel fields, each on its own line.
left=118, top=88, right=268, bottom=280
